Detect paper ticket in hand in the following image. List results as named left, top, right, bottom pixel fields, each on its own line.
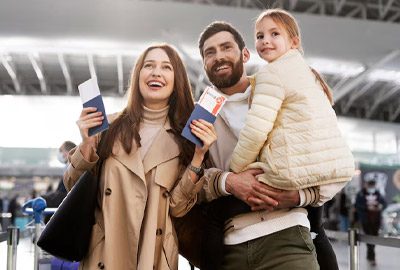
left=181, top=87, right=226, bottom=146
left=197, top=87, right=227, bottom=116
left=78, top=78, right=109, bottom=137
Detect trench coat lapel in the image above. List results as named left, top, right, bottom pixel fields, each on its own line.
left=113, top=141, right=146, bottom=183
left=143, top=120, right=180, bottom=175
left=112, top=120, right=180, bottom=186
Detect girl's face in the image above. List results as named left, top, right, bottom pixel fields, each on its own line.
left=139, top=48, right=175, bottom=110
left=255, top=17, right=298, bottom=63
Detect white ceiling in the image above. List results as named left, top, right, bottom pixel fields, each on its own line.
left=0, top=0, right=400, bottom=121
left=1, top=0, right=399, bottom=62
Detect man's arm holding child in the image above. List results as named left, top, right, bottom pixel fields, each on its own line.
left=202, top=167, right=346, bottom=210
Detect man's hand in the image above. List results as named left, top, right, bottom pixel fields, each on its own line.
left=248, top=182, right=300, bottom=211
left=225, top=169, right=278, bottom=211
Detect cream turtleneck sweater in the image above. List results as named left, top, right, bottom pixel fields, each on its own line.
left=138, top=105, right=169, bottom=160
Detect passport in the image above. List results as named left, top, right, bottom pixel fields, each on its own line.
left=181, top=104, right=216, bottom=147
left=181, top=87, right=226, bottom=147
left=78, top=78, right=109, bottom=137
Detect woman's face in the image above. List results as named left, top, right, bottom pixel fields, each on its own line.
left=139, top=48, right=175, bottom=110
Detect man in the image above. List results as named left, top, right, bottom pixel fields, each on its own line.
left=42, top=141, right=76, bottom=214
left=355, top=179, right=386, bottom=266
left=196, top=21, right=347, bottom=270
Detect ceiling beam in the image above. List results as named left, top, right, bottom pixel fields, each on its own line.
left=334, top=0, right=347, bottom=15
left=367, top=84, right=400, bottom=118
left=87, top=54, right=97, bottom=79
left=194, top=73, right=209, bottom=100
left=389, top=101, right=400, bottom=121
left=28, top=53, right=47, bottom=94
left=366, top=1, right=400, bottom=12
left=342, top=81, right=375, bottom=114
left=361, top=2, right=367, bottom=19
left=332, top=75, right=351, bottom=90
left=0, top=54, right=22, bottom=94
left=305, top=2, right=319, bottom=13
left=245, top=0, right=261, bottom=8
left=388, top=11, right=400, bottom=21
left=289, top=0, right=299, bottom=10
left=117, top=54, right=124, bottom=95
left=334, top=49, right=400, bottom=102
left=346, top=5, right=362, bottom=17
left=57, top=53, right=73, bottom=95
left=379, top=0, right=395, bottom=19
left=272, top=0, right=284, bottom=9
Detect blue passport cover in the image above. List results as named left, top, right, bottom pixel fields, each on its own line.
left=83, top=95, right=109, bottom=136
left=181, top=104, right=216, bottom=147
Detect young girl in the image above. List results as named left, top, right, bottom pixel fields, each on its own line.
left=230, top=9, right=355, bottom=190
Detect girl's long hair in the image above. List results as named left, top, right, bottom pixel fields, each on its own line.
left=98, top=44, right=195, bottom=166
left=256, top=9, right=334, bottom=105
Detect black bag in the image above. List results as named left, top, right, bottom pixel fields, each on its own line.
left=172, top=204, right=206, bottom=268
left=37, top=169, right=99, bottom=261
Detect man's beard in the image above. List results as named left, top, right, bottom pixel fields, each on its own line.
left=206, top=56, right=244, bottom=89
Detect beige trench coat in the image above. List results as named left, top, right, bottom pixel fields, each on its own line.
left=64, top=119, right=204, bottom=270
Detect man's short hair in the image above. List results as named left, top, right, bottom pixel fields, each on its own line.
left=61, top=141, right=76, bottom=152
left=198, top=21, right=246, bottom=58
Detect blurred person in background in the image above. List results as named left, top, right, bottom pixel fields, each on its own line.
left=355, top=179, right=387, bottom=266
left=339, top=190, right=350, bottom=231
left=8, top=194, right=20, bottom=226
left=42, top=141, right=76, bottom=216
left=0, top=196, right=3, bottom=231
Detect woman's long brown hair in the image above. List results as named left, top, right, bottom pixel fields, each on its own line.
left=98, top=44, right=195, bottom=166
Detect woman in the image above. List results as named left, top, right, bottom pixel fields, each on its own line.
left=64, top=44, right=216, bottom=270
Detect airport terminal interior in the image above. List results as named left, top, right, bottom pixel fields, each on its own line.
left=1, top=0, right=400, bottom=269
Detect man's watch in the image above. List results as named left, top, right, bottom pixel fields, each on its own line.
left=188, top=164, right=204, bottom=177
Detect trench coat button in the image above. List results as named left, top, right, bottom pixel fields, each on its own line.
left=156, top=228, right=163, bottom=236
left=97, top=262, right=105, bottom=269
left=162, top=191, right=170, bottom=198
left=105, top=188, right=112, bottom=196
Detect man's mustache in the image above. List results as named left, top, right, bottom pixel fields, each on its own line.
left=211, top=61, right=233, bottom=73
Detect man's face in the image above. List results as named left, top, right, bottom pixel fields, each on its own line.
left=202, top=31, right=244, bottom=89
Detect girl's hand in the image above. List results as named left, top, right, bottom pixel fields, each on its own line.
left=190, top=119, right=217, bottom=157
left=76, top=107, right=104, bottom=146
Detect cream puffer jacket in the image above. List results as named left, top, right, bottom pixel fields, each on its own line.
left=230, top=49, right=355, bottom=190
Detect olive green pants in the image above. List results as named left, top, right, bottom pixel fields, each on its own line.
left=221, top=226, right=319, bottom=270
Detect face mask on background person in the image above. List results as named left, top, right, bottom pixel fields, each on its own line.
left=57, top=151, right=67, bottom=164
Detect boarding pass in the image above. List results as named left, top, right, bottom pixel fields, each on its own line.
left=197, top=86, right=226, bottom=116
